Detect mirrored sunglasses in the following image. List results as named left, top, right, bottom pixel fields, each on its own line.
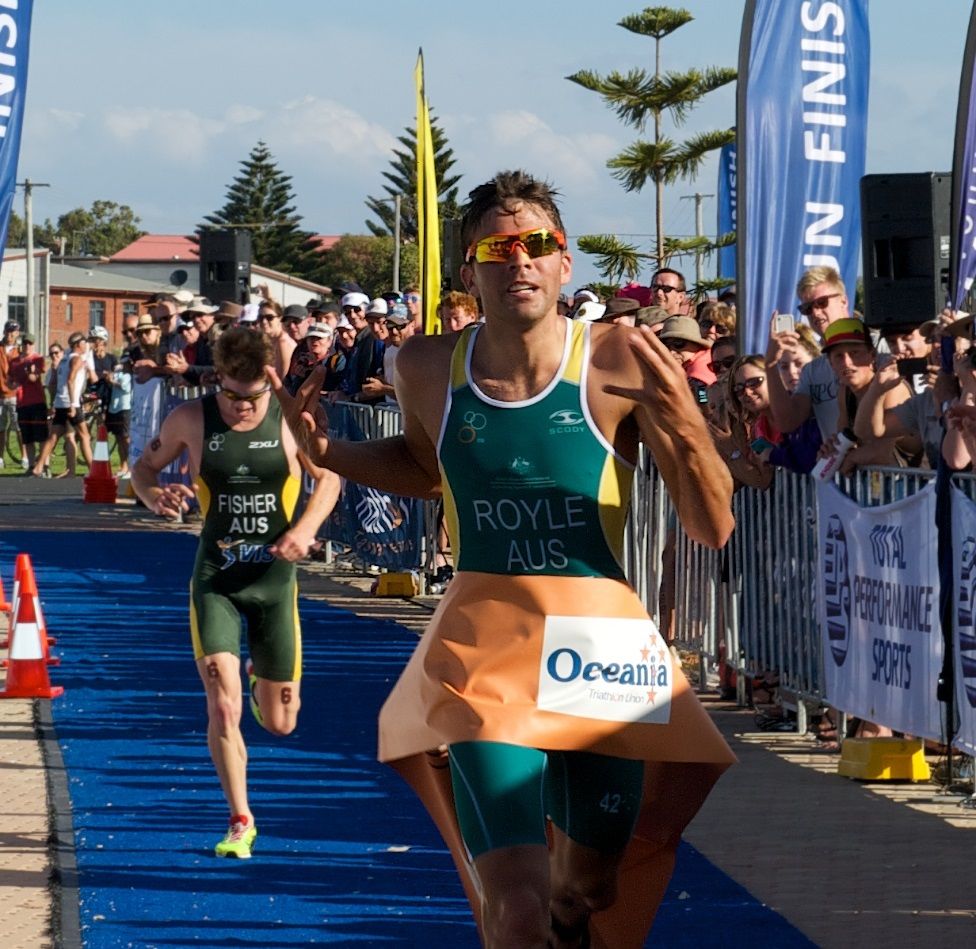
left=465, top=227, right=566, bottom=264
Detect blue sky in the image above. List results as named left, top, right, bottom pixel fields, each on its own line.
left=21, top=0, right=975, bottom=288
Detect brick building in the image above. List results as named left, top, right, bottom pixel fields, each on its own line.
left=49, top=263, right=166, bottom=351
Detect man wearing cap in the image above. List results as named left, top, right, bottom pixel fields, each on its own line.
left=0, top=320, right=24, bottom=468
left=166, top=299, right=231, bottom=387
left=338, top=292, right=384, bottom=400
left=8, top=334, right=48, bottom=470
left=33, top=332, right=96, bottom=477
left=765, top=265, right=851, bottom=439
left=821, top=317, right=913, bottom=472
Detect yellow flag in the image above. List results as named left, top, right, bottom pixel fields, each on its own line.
left=415, top=50, right=442, bottom=335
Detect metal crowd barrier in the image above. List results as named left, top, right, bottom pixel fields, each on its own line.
left=280, top=402, right=976, bottom=736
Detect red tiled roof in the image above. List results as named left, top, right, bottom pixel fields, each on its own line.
left=111, top=234, right=198, bottom=261
left=111, top=233, right=343, bottom=262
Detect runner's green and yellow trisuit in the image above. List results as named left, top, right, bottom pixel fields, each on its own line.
left=438, top=319, right=644, bottom=858
left=189, top=394, right=303, bottom=681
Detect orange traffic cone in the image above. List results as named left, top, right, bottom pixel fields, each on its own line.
left=0, top=574, right=64, bottom=699
left=0, top=572, right=9, bottom=614
left=1, top=554, right=56, bottom=655
left=83, top=425, right=117, bottom=503
left=0, top=554, right=28, bottom=648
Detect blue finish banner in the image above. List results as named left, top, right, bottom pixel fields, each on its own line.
left=716, top=141, right=737, bottom=282
left=951, top=1, right=976, bottom=309
left=0, top=1, right=32, bottom=262
left=736, top=0, right=870, bottom=354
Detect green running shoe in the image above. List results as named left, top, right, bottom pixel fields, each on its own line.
left=245, top=657, right=263, bottom=726
left=214, top=816, right=257, bottom=858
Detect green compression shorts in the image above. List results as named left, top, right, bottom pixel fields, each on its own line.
left=448, top=740, right=645, bottom=860
left=190, top=558, right=301, bottom=682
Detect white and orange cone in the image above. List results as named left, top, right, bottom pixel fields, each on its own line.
left=83, top=424, right=117, bottom=504
left=0, top=570, right=64, bottom=699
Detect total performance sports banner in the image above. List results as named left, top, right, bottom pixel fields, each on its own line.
left=951, top=1, right=976, bottom=309
left=737, top=0, right=870, bottom=354
left=716, top=141, right=737, bottom=282
left=0, top=1, right=32, bottom=262
left=817, top=482, right=943, bottom=740
left=950, top=486, right=976, bottom=754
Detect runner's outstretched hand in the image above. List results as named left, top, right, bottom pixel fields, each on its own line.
left=603, top=325, right=707, bottom=439
left=266, top=365, right=330, bottom=466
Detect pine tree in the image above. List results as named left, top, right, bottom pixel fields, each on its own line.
left=567, top=6, right=736, bottom=289
left=364, top=116, right=461, bottom=240
left=202, top=141, right=316, bottom=277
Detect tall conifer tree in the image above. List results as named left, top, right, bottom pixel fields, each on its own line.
left=202, top=141, right=316, bottom=277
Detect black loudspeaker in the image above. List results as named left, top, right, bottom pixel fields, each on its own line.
left=441, top=217, right=466, bottom=292
left=199, top=229, right=252, bottom=304
left=860, top=172, right=950, bottom=328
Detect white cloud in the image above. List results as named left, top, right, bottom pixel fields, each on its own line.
left=478, top=110, right=617, bottom=190
left=271, top=96, right=398, bottom=157
left=99, top=96, right=398, bottom=166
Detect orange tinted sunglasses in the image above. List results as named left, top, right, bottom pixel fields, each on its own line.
left=465, top=227, right=566, bottom=264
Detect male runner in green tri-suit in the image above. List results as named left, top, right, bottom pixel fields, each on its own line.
left=133, top=327, right=340, bottom=858
left=272, top=171, right=735, bottom=948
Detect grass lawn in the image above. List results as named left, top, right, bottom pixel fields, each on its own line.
left=0, top=432, right=126, bottom=480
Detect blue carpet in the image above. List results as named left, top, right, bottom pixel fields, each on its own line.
left=0, top=530, right=814, bottom=948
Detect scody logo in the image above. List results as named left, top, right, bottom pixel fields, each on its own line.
left=823, top=514, right=851, bottom=667
left=958, top=536, right=976, bottom=708
left=548, top=409, right=585, bottom=435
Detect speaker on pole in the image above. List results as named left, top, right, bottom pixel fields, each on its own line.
left=860, top=172, right=951, bottom=328
left=198, top=229, right=252, bottom=304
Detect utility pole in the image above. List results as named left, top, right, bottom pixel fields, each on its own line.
left=681, top=192, right=713, bottom=289
left=18, top=178, right=51, bottom=339
left=393, top=194, right=402, bottom=292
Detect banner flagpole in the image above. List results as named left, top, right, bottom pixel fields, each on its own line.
left=415, top=50, right=442, bottom=335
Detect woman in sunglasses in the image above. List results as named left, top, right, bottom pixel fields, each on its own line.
left=711, top=355, right=776, bottom=490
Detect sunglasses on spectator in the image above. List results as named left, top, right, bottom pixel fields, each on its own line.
left=342, top=306, right=363, bottom=314
left=137, top=328, right=156, bottom=335
left=651, top=283, right=682, bottom=295
left=123, top=327, right=138, bottom=336
left=403, top=293, right=421, bottom=303
left=732, top=376, right=765, bottom=395
left=465, top=228, right=566, bottom=264
left=797, top=292, right=840, bottom=316
left=48, top=350, right=61, bottom=357
left=219, top=385, right=271, bottom=404
left=708, top=355, right=736, bottom=372
left=664, top=339, right=694, bottom=352
left=258, top=314, right=278, bottom=322
left=178, top=325, right=195, bottom=333
left=700, top=321, right=731, bottom=336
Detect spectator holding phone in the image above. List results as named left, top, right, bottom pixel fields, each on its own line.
left=765, top=266, right=852, bottom=439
